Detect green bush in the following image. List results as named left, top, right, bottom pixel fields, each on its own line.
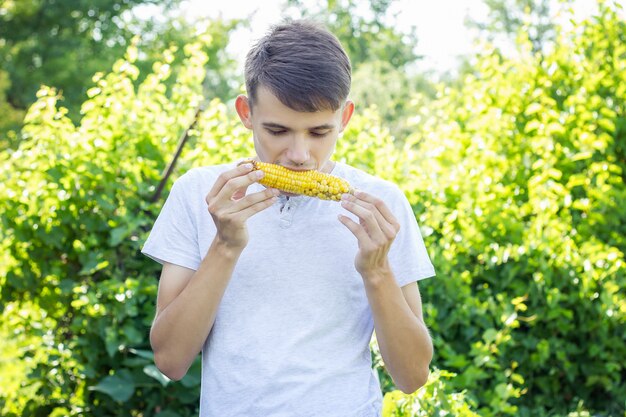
left=0, top=41, right=209, bottom=416
left=402, top=3, right=626, bottom=416
left=382, top=369, right=480, bottom=417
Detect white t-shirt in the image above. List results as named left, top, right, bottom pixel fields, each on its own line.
left=142, top=161, right=435, bottom=417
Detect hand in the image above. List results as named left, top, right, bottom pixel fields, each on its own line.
left=338, top=191, right=400, bottom=279
left=206, top=163, right=279, bottom=250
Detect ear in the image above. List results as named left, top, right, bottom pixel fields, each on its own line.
left=339, top=100, right=355, bottom=133
left=235, top=95, right=253, bottom=129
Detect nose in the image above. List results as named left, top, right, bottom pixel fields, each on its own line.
left=286, top=136, right=310, bottom=166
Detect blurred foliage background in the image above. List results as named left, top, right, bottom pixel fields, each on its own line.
left=1, top=0, right=625, bottom=416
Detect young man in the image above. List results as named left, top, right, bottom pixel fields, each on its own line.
left=142, top=20, right=435, bottom=416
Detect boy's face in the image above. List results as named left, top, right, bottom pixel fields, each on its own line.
left=235, top=86, right=354, bottom=174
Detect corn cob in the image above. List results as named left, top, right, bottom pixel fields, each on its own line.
left=240, top=160, right=353, bottom=201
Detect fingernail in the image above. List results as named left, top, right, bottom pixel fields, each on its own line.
left=243, top=163, right=253, bottom=170
left=255, top=170, right=264, bottom=178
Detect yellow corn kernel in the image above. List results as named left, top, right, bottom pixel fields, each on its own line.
left=243, top=160, right=353, bottom=201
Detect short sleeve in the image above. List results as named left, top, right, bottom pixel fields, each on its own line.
left=387, top=186, right=436, bottom=286
left=141, top=175, right=202, bottom=271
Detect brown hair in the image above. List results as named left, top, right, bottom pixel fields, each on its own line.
left=244, top=20, right=352, bottom=112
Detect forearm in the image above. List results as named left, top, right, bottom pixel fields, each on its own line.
left=150, top=239, right=242, bottom=380
left=364, top=272, right=433, bottom=393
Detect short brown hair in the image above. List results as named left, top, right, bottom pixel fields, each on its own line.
left=244, top=20, right=352, bottom=112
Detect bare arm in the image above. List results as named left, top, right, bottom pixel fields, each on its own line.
left=365, top=278, right=432, bottom=393
left=149, top=242, right=242, bottom=381
left=338, top=191, right=433, bottom=393
left=149, top=163, right=278, bottom=380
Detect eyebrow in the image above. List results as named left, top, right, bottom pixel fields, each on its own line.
left=262, top=122, right=335, bottom=130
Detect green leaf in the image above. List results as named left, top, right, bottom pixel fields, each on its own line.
left=78, top=252, right=110, bottom=276
left=121, top=324, right=144, bottom=344
left=483, top=328, right=498, bottom=344
left=571, top=152, right=593, bottom=162
left=89, top=373, right=135, bottom=402
left=524, top=102, right=543, bottom=116
left=105, top=327, right=119, bottom=358
left=128, top=348, right=154, bottom=361
left=598, top=118, right=615, bottom=133
left=545, top=122, right=565, bottom=136
left=144, top=364, right=170, bottom=387
left=524, top=120, right=542, bottom=133
left=110, top=226, right=131, bottom=246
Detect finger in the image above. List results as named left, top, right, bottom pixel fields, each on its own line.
left=340, top=197, right=387, bottom=243
left=353, top=191, right=399, bottom=227
left=343, top=191, right=400, bottom=238
left=232, top=191, right=279, bottom=221
left=338, top=214, right=371, bottom=244
left=226, top=187, right=280, bottom=215
left=215, top=169, right=265, bottom=203
left=343, top=196, right=387, bottom=234
left=207, top=163, right=256, bottom=200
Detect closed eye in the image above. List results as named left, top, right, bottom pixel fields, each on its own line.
left=267, top=129, right=287, bottom=136
left=310, top=130, right=330, bottom=138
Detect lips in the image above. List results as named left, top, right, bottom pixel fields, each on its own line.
left=277, top=164, right=316, bottom=172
